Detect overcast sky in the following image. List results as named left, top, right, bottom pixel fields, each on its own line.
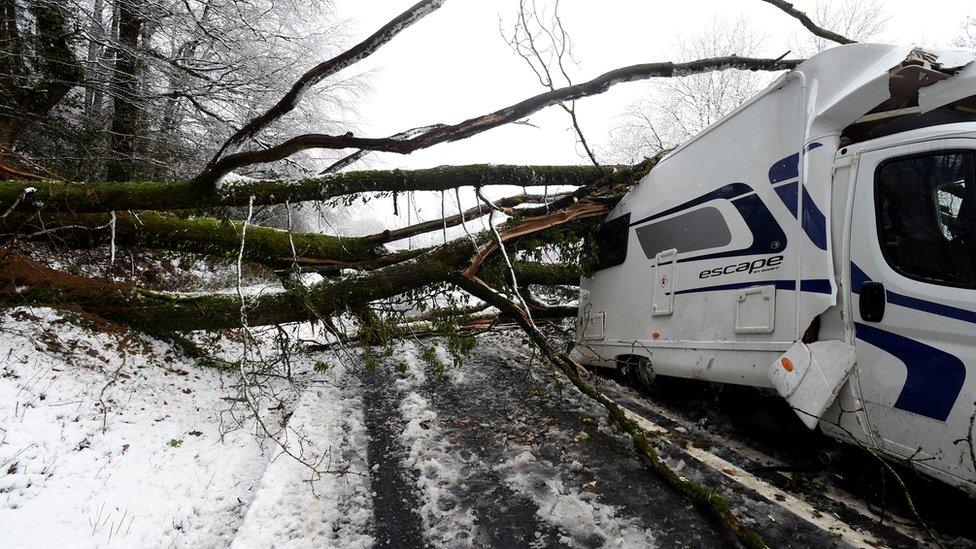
left=308, top=1, right=974, bottom=241
left=326, top=0, right=974, bottom=170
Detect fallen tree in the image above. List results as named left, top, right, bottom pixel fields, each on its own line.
left=0, top=164, right=608, bottom=214
left=0, top=195, right=604, bottom=331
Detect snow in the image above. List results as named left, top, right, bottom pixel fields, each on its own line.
left=0, top=308, right=270, bottom=547
left=216, top=172, right=259, bottom=193
left=231, top=364, right=374, bottom=548
left=0, top=309, right=374, bottom=548
left=495, top=450, right=657, bottom=548
left=393, top=342, right=479, bottom=547
left=2, top=297, right=965, bottom=547
left=0, top=308, right=661, bottom=548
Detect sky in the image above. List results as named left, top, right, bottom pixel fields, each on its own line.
left=305, top=1, right=974, bottom=242
left=325, top=0, right=974, bottom=170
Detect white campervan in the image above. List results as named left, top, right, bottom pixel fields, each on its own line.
left=573, top=44, right=976, bottom=493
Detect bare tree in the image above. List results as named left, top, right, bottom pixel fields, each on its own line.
left=606, top=1, right=887, bottom=163
left=607, top=18, right=772, bottom=162
left=955, top=16, right=976, bottom=48
left=506, top=0, right=601, bottom=167
left=787, top=0, right=888, bottom=56
left=0, top=0, right=357, bottom=182
left=0, top=1, right=83, bottom=177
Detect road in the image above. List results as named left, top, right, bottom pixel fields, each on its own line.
left=352, top=330, right=975, bottom=547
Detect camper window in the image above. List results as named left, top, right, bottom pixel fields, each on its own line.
left=876, top=151, right=976, bottom=288
left=594, top=213, right=630, bottom=271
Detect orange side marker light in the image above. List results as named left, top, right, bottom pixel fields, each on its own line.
left=651, top=331, right=661, bottom=340
left=780, top=358, right=794, bottom=372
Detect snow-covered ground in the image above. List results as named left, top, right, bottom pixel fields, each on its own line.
left=0, top=308, right=677, bottom=548
left=0, top=308, right=373, bottom=548
left=0, top=308, right=269, bottom=547
left=4, top=307, right=974, bottom=548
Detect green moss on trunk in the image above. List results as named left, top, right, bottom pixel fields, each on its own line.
left=8, top=211, right=384, bottom=267
left=0, top=165, right=613, bottom=214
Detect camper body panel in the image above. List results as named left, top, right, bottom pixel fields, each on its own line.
left=576, top=68, right=838, bottom=385
left=575, top=44, right=976, bottom=493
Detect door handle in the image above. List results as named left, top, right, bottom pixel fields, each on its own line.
left=859, top=281, right=886, bottom=322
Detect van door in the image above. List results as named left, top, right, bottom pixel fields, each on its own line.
left=850, top=140, right=976, bottom=483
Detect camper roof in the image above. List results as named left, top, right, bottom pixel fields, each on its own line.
left=661, top=44, right=976, bottom=162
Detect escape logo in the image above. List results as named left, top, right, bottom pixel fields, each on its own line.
left=698, top=255, right=784, bottom=279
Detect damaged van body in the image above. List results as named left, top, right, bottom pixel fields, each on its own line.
left=573, top=44, right=976, bottom=493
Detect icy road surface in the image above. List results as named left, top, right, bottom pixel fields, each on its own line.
left=2, top=307, right=975, bottom=547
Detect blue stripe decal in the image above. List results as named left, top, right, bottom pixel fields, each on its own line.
left=774, top=181, right=798, bottom=216
left=767, top=142, right=823, bottom=185
left=635, top=183, right=788, bottom=266
left=853, top=322, right=965, bottom=422
left=886, top=292, right=976, bottom=325
left=850, top=262, right=871, bottom=291
left=630, top=183, right=753, bottom=227
left=850, top=262, right=976, bottom=325
left=672, top=279, right=832, bottom=296
left=801, top=184, right=829, bottom=251
left=769, top=144, right=829, bottom=251
left=800, top=279, right=833, bottom=294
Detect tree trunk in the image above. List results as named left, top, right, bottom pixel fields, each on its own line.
left=0, top=1, right=81, bottom=147
left=105, top=0, right=144, bottom=182
left=5, top=211, right=387, bottom=268
left=84, top=0, right=106, bottom=120
left=0, top=165, right=614, bottom=213
left=1, top=237, right=478, bottom=331
left=0, top=207, right=588, bottom=332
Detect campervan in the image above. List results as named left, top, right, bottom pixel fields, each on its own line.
left=573, top=44, right=976, bottom=493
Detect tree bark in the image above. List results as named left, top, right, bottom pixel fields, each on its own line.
left=4, top=211, right=387, bottom=268
left=195, top=55, right=800, bottom=186
left=84, top=0, right=106, bottom=120
left=363, top=193, right=558, bottom=244
left=0, top=241, right=459, bottom=331
left=0, top=1, right=82, bottom=147
left=105, top=0, right=144, bottom=182
left=759, top=0, right=855, bottom=45
left=1, top=238, right=575, bottom=331
left=0, top=165, right=611, bottom=214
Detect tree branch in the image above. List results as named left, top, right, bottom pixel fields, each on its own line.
left=4, top=211, right=386, bottom=268
left=759, top=0, right=856, bottom=45
left=193, top=55, right=801, bottom=185
left=205, top=0, right=448, bottom=166
left=362, top=193, right=561, bottom=244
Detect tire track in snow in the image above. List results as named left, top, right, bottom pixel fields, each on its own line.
left=362, top=366, right=426, bottom=548
left=494, top=450, right=655, bottom=548
left=391, top=343, right=482, bottom=547
left=390, top=345, right=568, bottom=547
left=395, top=337, right=662, bottom=548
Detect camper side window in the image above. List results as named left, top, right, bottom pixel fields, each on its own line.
left=594, top=213, right=630, bottom=271
left=876, top=151, right=976, bottom=288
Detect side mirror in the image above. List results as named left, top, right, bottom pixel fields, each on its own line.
left=859, top=281, right=886, bottom=322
